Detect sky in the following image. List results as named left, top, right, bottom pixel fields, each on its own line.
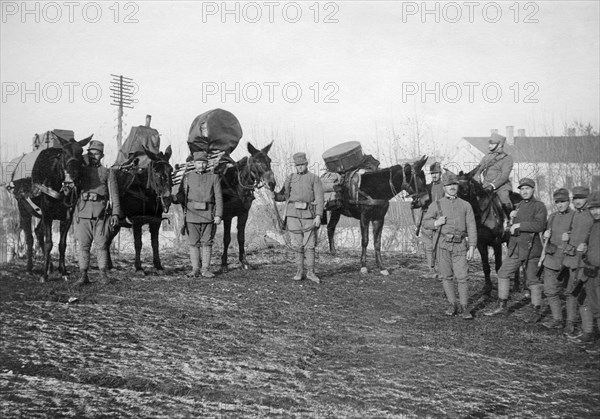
left=1, top=0, right=599, bottom=166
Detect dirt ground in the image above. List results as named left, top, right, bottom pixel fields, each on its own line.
left=1, top=245, right=599, bottom=418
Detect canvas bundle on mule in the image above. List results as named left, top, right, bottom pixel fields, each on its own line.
left=187, top=109, right=243, bottom=155
left=114, top=125, right=161, bottom=168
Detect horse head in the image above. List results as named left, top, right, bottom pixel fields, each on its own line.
left=57, top=134, right=93, bottom=193
left=246, top=141, right=276, bottom=191
left=405, top=155, right=429, bottom=208
left=143, top=145, right=174, bottom=213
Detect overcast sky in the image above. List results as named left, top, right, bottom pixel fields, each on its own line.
left=1, top=1, right=599, bottom=164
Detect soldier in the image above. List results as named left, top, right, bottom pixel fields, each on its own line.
left=563, top=186, right=595, bottom=338
left=540, top=188, right=573, bottom=329
left=273, top=152, right=324, bottom=283
left=74, top=140, right=121, bottom=286
left=474, top=132, right=514, bottom=218
left=484, top=178, right=547, bottom=318
left=177, top=151, right=223, bottom=278
left=571, top=192, right=600, bottom=349
left=421, top=162, right=445, bottom=279
left=423, top=172, right=477, bottom=319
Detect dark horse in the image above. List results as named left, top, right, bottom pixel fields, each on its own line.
left=106, top=146, right=174, bottom=273
left=220, top=142, right=276, bottom=272
left=456, top=168, right=522, bottom=294
left=12, top=135, right=92, bottom=282
left=326, top=156, right=429, bottom=274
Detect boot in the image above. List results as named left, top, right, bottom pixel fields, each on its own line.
left=74, top=270, right=90, bottom=286
left=462, top=305, right=473, bottom=320
left=424, top=267, right=438, bottom=280
left=445, top=301, right=459, bottom=316
left=97, top=250, right=113, bottom=284
left=442, top=279, right=457, bottom=313
left=305, top=249, right=320, bottom=284
left=563, top=321, right=578, bottom=338
left=525, top=306, right=542, bottom=324
left=99, top=269, right=113, bottom=285
left=541, top=318, right=563, bottom=330
left=484, top=299, right=508, bottom=316
left=293, top=249, right=304, bottom=281
left=201, top=246, right=215, bottom=278
left=187, top=247, right=201, bottom=277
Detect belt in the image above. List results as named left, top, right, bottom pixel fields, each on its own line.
left=82, top=192, right=107, bottom=201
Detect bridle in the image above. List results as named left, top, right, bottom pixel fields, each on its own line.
left=58, top=152, right=81, bottom=208
left=237, top=155, right=268, bottom=190
left=145, top=160, right=173, bottom=214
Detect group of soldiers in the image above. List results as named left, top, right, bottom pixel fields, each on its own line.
left=421, top=133, right=600, bottom=352
left=70, top=138, right=600, bottom=350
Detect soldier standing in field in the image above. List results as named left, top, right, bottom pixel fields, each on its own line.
left=421, top=162, right=445, bottom=279
left=422, top=172, right=477, bottom=319
left=177, top=151, right=223, bottom=278
left=540, top=188, right=574, bottom=329
left=474, top=132, right=514, bottom=218
left=74, top=140, right=121, bottom=286
left=562, top=186, right=595, bottom=338
left=273, top=152, right=324, bottom=283
left=570, top=192, right=600, bottom=350
left=484, top=178, right=547, bottom=318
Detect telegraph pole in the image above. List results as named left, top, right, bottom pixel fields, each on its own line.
left=110, top=74, right=135, bottom=148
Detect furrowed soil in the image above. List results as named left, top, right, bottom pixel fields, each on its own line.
left=1, top=247, right=599, bottom=418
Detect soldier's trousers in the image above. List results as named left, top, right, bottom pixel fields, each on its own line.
left=421, top=228, right=435, bottom=270
left=580, top=270, right=600, bottom=334
left=497, top=255, right=541, bottom=302
left=495, top=186, right=513, bottom=208
left=187, top=222, right=216, bottom=247
left=543, top=266, right=564, bottom=321
left=287, top=217, right=317, bottom=250
left=75, top=217, right=112, bottom=271
left=438, top=243, right=469, bottom=306
left=564, top=268, right=581, bottom=324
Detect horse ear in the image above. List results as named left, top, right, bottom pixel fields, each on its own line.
left=78, top=134, right=93, bottom=147
left=413, top=155, right=428, bottom=172
left=143, top=145, right=158, bottom=161
left=247, top=142, right=259, bottom=155
left=164, top=145, right=172, bottom=162
left=467, top=165, right=479, bottom=179
left=261, top=141, right=273, bottom=155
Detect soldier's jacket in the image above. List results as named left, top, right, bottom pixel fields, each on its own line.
left=75, top=164, right=121, bottom=219
left=423, top=195, right=477, bottom=250
left=583, top=219, right=600, bottom=269
left=543, top=208, right=575, bottom=270
left=563, top=206, right=594, bottom=269
left=475, top=151, right=514, bottom=191
left=178, top=170, right=223, bottom=224
left=275, top=171, right=324, bottom=219
left=508, top=198, right=547, bottom=260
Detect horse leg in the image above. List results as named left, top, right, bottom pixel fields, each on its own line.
left=372, top=218, right=388, bottom=275
left=105, top=227, right=116, bottom=271
left=479, top=243, right=493, bottom=296
left=34, top=219, right=44, bottom=263
left=221, top=217, right=232, bottom=273
left=20, top=211, right=34, bottom=273
left=150, top=222, right=163, bottom=271
left=360, top=218, right=370, bottom=274
left=237, top=212, right=252, bottom=270
left=58, top=219, right=71, bottom=277
left=40, top=217, right=53, bottom=283
left=327, top=210, right=341, bottom=256
left=133, top=223, right=144, bottom=273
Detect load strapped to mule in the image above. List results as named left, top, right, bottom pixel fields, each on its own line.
left=4, top=129, right=78, bottom=215
left=113, top=116, right=161, bottom=169
left=320, top=141, right=380, bottom=210
left=173, top=109, right=244, bottom=185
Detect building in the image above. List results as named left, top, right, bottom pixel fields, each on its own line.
left=446, top=126, right=600, bottom=203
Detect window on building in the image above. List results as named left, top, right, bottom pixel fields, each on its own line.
left=592, top=175, right=600, bottom=193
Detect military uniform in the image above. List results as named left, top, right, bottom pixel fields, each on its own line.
left=274, top=152, right=324, bottom=283
left=421, top=162, right=445, bottom=278
left=563, top=186, right=595, bottom=336
left=177, top=151, right=223, bottom=278
left=541, top=188, right=573, bottom=328
left=485, top=178, right=547, bottom=317
left=423, top=172, right=477, bottom=319
left=74, top=140, right=121, bottom=285
left=575, top=192, right=600, bottom=346
left=474, top=133, right=514, bottom=212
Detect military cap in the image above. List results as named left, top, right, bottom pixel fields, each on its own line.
left=293, top=152, right=308, bottom=166
left=88, top=140, right=104, bottom=153
left=192, top=151, right=208, bottom=162
left=518, top=178, right=535, bottom=189
left=552, top=188, right=570, bottom=202
left=588, top=192, right=600, bottom=208
left=572, top=186, right=590, bottom=199
left=429, top=162, right=442, bottom=174
left=442, top=172, right=458, bottom=186
left=488, top=133, right=506, bottom=146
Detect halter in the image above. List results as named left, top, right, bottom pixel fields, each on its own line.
left=57, top=151, right=80, bottom=208
left=145, top=160, right=173, bottom=214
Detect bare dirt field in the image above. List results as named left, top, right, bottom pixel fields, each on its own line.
left=1, top=246, right=599, bottom=418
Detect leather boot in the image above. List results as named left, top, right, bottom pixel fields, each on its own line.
left=201, top=246, right=215, bottom=278
left=484, top=299, right=508, bottom=316
left=525, top=284, right=543, bottom=323
left=462, top=305, right=473, bottom=320
left=305, top=249, right=321, bottom=284
left=97, top=250, right=113, bottom=284
left=525, top=305, right=542, bottom=324
left=445, top=301, right=459, bottom=316
left=293, top=249, right=304, bottom=281
left=74, top=270, right=90, bottom=286
left=187, top=247, right=201, bottom=278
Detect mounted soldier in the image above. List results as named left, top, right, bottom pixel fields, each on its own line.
left=421, top=161, right=445, bottom=279
left=474, top=132, right=514, bottom=218
left=74, top=140, right=121, bottom=286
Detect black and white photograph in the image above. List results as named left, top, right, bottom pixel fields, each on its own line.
left=1, top=1, right=599, bottom=417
